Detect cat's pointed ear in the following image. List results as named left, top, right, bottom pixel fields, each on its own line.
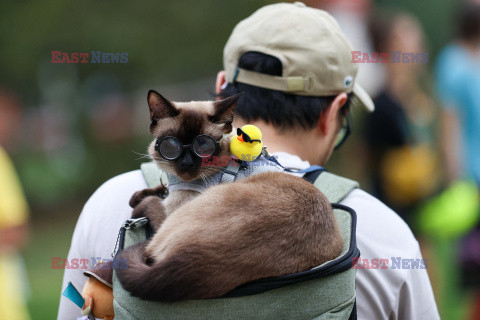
left=210, top=93, right=243, bottom=128
left=147, top=90, right=179, bottom=127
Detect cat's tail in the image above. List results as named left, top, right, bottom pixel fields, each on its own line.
left=115, top=242, right=222, bottom=302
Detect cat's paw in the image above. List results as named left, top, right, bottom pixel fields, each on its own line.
left=129, top=190, right=149, bottom=208
left=131, top=196, right=167, bottom=230
left=129, top=185, right=169, bottom=208
left=131, top=196, right=156, bottom=218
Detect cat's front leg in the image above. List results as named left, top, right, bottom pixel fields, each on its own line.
left=131, top=195, right=168, bottom=231
left=129, top=184, right=169, bottom=208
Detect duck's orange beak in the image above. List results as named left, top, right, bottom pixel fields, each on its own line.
left=237, top=135, right=244, bottom=142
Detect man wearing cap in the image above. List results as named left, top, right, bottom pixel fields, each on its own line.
left=58, top=3, right=439, bottom=319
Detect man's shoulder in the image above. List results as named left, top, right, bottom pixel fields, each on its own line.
left=80, top=169, right=147, bottom=226
left=92, top=169, right=146, bottom=194
left=85, top=170, right=147, bottom=208
left=342, top=188, right=418, bottom=258
left=77, top=170, right=148, bottom=250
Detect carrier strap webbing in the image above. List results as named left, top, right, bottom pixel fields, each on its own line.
left=307, top=171, right=359, bottom=203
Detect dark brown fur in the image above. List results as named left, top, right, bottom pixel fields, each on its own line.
left=115, top=91, right=343, bottom=302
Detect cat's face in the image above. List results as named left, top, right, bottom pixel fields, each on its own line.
left=147, top=90, right=241, bottom=182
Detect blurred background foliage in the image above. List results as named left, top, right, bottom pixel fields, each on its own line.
left=1, top=0, right=280, bottom=211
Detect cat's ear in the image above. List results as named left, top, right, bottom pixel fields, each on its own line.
left=210, top=93, right=243, bottom=129
left=147, top=90, right=179, bottom=128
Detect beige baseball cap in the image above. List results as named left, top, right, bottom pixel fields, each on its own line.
left=223, top=2, right=374, bottom=112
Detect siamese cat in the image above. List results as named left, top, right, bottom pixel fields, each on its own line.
left=115, top=90, right=343, bottom=302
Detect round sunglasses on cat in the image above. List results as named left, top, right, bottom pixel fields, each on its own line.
left=155, top=135, right=221, bottom=160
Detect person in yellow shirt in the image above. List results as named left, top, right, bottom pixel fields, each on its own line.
left=0, top=146, right=30, bottom=320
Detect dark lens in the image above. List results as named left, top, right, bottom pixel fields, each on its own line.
left=159, top=137, right=182, bottom=159
left=237, top=127, right=252, bottom=142
left=242, top=132, right=251, bottom=142
left=193, top=135, right=216, bottom=157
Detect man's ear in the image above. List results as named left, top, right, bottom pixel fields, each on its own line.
left=147, top=90, right=179, bottom=129
left=215, top=71, right=227, bottom=98
left=210, top=93, right=243, bottom=132
left=318, top=93, right=347, bottom=136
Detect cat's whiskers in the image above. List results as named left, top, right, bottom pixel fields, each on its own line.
left=197, top=165, right=233, bottom=185
left=200, top=170, right=220, bottom=185
left=198, top=172, right=209, bottom=184
left=132, top=150, right=153, bottom=161
left=201, top=166, right=227, bottom=177
left=150, top=155, right=169, bottom=164
left=203, top=166, right=224, bottom=174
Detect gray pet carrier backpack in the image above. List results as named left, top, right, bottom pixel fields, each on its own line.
left=112, top=162, right=360, bottom=320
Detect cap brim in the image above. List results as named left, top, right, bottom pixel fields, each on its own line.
left=352, top=83, right=375, bottom=112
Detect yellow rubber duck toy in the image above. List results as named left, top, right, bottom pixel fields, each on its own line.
left=230, top=124, right=263, bottom=161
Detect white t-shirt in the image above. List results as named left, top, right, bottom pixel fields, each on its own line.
left=57, top=152, right=440, bottom=320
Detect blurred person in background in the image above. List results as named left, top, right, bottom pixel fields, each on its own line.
left=0, top=90, right=31, bottom=320
left=312, top=0, right=384, bottom=98
left=364, top=14, right=452, bottom=316
left=436, top=0, right=480, bottom=185
left=365, top=10, right=440, bottom=227
left=0, top=146, right=30, bottom=320
left=435, top=1, right=480, bottom=318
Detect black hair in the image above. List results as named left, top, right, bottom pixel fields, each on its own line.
left=219, top=52, right=351, bottom=132
left=457, top=1, right=480, bottom=42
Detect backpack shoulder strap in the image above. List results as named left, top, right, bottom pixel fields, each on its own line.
left=309, top=171, right=359, bottom=203
left=140, top=162, right=165, bottom=188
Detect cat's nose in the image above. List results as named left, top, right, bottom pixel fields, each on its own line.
left=180, top=150, right=194, bottom=170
